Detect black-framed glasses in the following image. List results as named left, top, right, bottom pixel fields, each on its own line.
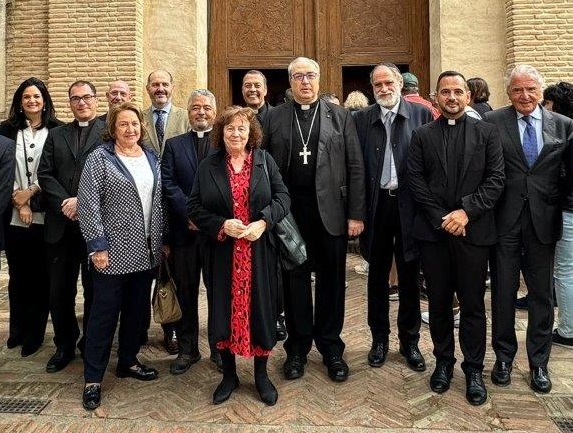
left=70, top=94, right=96, bottom=105
left=291, top=72, right=319, bottom=81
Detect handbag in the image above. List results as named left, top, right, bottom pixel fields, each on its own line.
left=21, top=131, right=47, bottom=212
left=152, top=259, right=182, bottom=324
left=262, top=151, right=307, bottom=270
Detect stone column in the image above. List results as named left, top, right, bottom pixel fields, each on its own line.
left=428, top=0, right=507, bottom=108
left=143, top=0, right=208, bottom=108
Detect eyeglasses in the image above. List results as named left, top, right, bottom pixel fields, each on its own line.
left=291, top=72, right=319, bottom=82
left=70, top=94, right=96, bottom=105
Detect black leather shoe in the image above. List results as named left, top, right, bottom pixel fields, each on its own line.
left=255, top=375, right=278, bottom=406
left=213, top=375, right=240, bottom=404
left=530, top=367, right=552, bottom=393
left=491, top=360, right=512, bottom=386
left=21, top=343, right=41, bottom=358
left=210, top=351, right=223, bottom=373
left=399, top=342, right=426, bottom=372
left=163, top=329, right=179, bottom=355
left=82, top=384, right=101, bottom=410
left=276, top=315, right=287, bottom=341
left=170, top=353, right=201, bottom=375
left=7, top=336, right=22, bottom=349
left=367, top=341, right=388, bottom=367
left=283, top=355, right=306, bottom=380
left=46, top=350, right=75, bottom=373
left=430, top=361, right=454, bottom=393
left=116, top=361, right=159, bottom=381
left=323, top=355, right=349, bottom=382
left=465, top=369, right=487, bottom=405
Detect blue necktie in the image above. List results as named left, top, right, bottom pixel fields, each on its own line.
left=154, top=109, right=165, bottom=147
left=522, top=116, right=538, bottom=167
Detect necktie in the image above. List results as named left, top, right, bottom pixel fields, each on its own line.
left=522, top=115, right=538, bottom=167
left=154, top=109, right=165, bottom=147
left=380, top=111, right=393, bottom=187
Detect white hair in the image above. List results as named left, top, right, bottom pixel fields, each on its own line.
left=288, top=57, right=320, bottom=77
left=505, top=64, right=545, bottom=93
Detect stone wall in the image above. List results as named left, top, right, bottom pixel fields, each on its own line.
left=506, top=0, right=573, bottom=89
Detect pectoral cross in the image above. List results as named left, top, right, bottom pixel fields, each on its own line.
left=299, top=147, right=311, bottom=165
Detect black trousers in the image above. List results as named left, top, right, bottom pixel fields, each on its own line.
left=45, top=223, right=93, bottom=353
left=420, top=236, right=488, bottom=370
left=170, top=240, right=216, bottom=355
left=367, top=192, right=421, bottom=345
left=5, top=224, right=49, bottom=348
left=84, top=269, right=153, bottom=383
left=283, top=196, right=348, bottom=359
left=491, top=205, right=555, bottom=368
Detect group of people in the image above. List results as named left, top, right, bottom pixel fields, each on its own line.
left=1, top=57, right=571, bottom=412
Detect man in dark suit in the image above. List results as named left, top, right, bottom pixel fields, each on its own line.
left=263, top=56, right=366, bottom=382
left=38, top=80, right=106, bottom=372
left=408, top=71, right=504, bottom=405
left=354, top=63, right=434, bottom=372
left=242, top=70, right=273, bottom=126
left=162, top=88, right=220, bottom=375
left=484, top=64, right=573, bottom=393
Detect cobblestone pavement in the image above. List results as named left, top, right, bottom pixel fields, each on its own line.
left=0, top=253, right=571, bottom=432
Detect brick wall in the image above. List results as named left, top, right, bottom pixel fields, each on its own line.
left=5, top=0, right=144, bottom=122
left=506, top=0, right=573, bottom=88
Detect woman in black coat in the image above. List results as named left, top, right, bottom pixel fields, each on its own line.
left=189, top=106, right=290, bottom=406
left=0, top=77, right=63, bottom=357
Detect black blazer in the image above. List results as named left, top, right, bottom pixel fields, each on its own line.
left=37, top=118, right=106, bottom=243
left=354, top=99, right=434, bottom=262
left=262, top=100, right=366, bottom=236
left=0, top=136, right=15, bottom=250
left=484, top=105, right=573, bottom=244
left=162, top=131, right=216, bottom=246
left=188, top=148, right=290, bottom=349
left=408, top=115, right=505, bottom=246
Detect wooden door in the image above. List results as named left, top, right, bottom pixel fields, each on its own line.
left=209, top=0, right=429, bottom=108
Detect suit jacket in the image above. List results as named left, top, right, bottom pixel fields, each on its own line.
left=37, top=118, right=106, bottom=244
left=262, top=100, right=366, bottom=236
left=408, top=115, right=505, bottom=246
left=78, top=142, right=163, bottom=274
left=188, top=148, right=290, bottom=349
left=484, top=105, right=573, bottom=244
left=354, top=99, right=434, bottom=262
left=143, top=105, right=190, bottom=154
left=162, top=131, right=216, bottom=246
left=0, top=136, right=15, bottom=250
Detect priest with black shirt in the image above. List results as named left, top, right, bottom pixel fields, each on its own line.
left=262, top=57, right=365, bottom=383
left=38, top=81, right=106, bottom=373
left=162, top=89, right=220, bottom=374
left=408, top=71, right=504, bottom=406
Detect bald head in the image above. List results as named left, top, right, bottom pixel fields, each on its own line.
left=105, top=80, right=132, bottom=110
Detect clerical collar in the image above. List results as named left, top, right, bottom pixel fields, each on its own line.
left=193, top=128, right=212, bottom=138
left=294, top=99, right=319, bottom=111
left=75, top=118, right=95, bottom=128
left=439, top=113, right=467, bottom=127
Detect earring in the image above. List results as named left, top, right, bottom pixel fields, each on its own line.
left=19, top=107, right=23, bottom=113
left=43, top=107, right=46, bottom=112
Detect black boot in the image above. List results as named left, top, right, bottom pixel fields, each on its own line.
left=213, top=349, right=239, bottom=404
left=254, top=356, right=278, bottom=406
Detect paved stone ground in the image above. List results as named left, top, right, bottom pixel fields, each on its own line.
left=0, top=253, right=571, bottom=432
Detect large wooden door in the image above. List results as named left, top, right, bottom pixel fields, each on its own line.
left=209, top=0, right=429, bottom=108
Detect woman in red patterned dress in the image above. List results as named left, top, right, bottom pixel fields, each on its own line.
left=189, top=106, right=290, bottom=405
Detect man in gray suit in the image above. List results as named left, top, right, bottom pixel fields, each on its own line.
left=263, top=57, right=365, bottom=383
left=485, top=64, right=573, bottom=393
left=143, top=69, right=189, bottom=154
left=142, top=69, right=189, bottom=354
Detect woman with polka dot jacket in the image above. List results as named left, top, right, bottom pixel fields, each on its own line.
left=77, top=102, right=164, bottom=411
